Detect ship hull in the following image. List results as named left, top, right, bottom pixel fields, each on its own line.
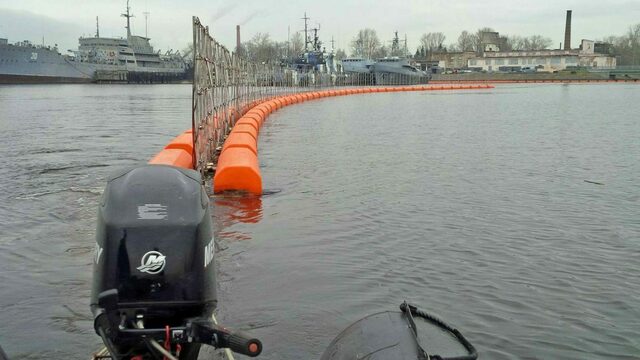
left=373, top=72, right=429, bottom=85
left=0, top=43, right=92, bottom=84
left=372, top=60, right=430, bottom=85
left=0, top=73, right=92, bottom=84
left=1, top=41, right=186, bottom=84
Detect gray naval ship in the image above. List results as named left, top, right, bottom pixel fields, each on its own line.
left=341, top=32, right=430, bottom=85
left=0, top=1, right=187, bottom=84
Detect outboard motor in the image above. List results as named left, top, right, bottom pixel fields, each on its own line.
left=91, top=165, right=261, bottom=359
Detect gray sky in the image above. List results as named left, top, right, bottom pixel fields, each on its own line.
left=1, top=0, right=639, bottom=55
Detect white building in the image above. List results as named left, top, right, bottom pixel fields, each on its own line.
left=467, top=39, right=616, bottom=72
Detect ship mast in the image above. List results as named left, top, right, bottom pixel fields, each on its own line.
left=302, top=12, right=310, bottom=51
left=121, top=0, right=134, bottom=38
left=391, top=31, right=400, bottom=55
left=143, top=11, right=150, bottom=38
left=404, top=34, right=408, bottom=57
left=311, top=25, right=321, bottom=52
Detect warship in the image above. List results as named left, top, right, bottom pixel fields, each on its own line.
left=371, top=32, right=429, bottom=85
left=0, top=1, right=187, bottom=84
left=341, top=32, right=429, bottom=85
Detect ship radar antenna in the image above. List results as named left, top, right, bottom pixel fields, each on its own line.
left=121, top=0, right=134, bottom=38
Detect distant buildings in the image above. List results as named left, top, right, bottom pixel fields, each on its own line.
left=413, top=51, right=476, bottom=72
left=415, top=10, right=617, bottom=73
left=467, top=39, right=616, bottom=72
left=414, top=38, right=616, bottom=73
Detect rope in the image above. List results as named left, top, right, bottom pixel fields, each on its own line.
left=400, top=302, right=478, bottom=360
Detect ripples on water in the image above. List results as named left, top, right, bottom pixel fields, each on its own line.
left=0, top=84, right=191, bottom=359
left=0, top=84, right=639, bottom=359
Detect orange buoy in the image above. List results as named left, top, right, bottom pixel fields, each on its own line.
left=222, top=132, right=258, bottom=155
left=164, top=132, right=194, bottom=153
left=244, top=112, right=264, bottom=126
left=231, top=123, right=258, bottom=140
left=214, top=147, right=262, bottom=195
left=149, top=149, right=193, bottom=169
left=235, top=118, right=260, bottom=133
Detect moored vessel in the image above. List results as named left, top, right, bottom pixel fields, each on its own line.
left=0, top=1, right=187, bottom=84
left=0, top=39, right=91, bottom=83
left=372, top=56, right=430, bottom=85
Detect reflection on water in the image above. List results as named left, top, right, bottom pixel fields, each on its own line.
left=0, top=84, right=192, bottom=359
left=212, top=193, right=264, bottom=242
left=213, top=194, right=263, bottom=225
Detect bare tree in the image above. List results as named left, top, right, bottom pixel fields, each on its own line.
left=526, top=35, right=552, bottom=50
left=350, top=29, right=382, bottom=59
left=420, top=32, right=446, bottom=59
left=373, top=45, right=389, bottom=59
left=605, top=23, right=640, bottom=65
left=244, top=33, right=278, bottom=63
left=506, top=35, right=525, bottom=51
left=335, top=48, right=347, bottom=60
left=290, top=32, right=304, bottom=57
left=628, top=23, right=640, bottom=64
left=457, top=31, right=476, bottom=52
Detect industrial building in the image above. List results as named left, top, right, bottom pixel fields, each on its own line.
left=467, top=40, right=616, bottom=72
left=467, top=10, right=616, bottom=73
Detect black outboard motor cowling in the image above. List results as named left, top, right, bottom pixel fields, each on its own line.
left=92, top=164, right=216, bottom=316
left=91, top=165, right=218, bottom=358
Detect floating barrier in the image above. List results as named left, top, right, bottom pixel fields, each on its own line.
left=149, top=84, right=496, bottom=181
left=222, top=132, right=258, bottom=155
left=214, top=147, right=262, bottom=195
left=149, top=148, right=193, bottom=169
left=213, top=84, right=494, bottom=195
left=164, top=131, right=194, bottom=153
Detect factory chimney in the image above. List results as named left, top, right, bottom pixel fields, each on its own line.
left=236, top=25, right=241, bottom=55
left=564, top=10, right=572, bottom=50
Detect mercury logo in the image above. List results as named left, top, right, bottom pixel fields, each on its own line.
left=94, top=243, right=103, bottom=264
left=204, top=239, right=215, bottom=268
left=137, top=251, right=166, bottom=274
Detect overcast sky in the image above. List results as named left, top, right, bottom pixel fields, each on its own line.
left=1, top=0, right=639, bottom=55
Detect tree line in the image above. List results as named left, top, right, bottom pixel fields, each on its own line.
left=601, top=24, right=640, bottom=66
left=235, top=23, right=640, bottom=66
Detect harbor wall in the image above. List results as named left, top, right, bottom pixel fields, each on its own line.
left=0, top=74, right=92, bottom=84
left=431, top=72, right=640, bottom=83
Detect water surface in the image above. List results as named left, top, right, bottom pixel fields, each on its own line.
left=0, top=83, right=638, bottom=360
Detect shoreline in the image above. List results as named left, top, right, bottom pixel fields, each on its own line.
left=431, top=72, right=640, bottom=83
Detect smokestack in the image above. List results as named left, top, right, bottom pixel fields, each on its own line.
left=236, top=25, right=241, bottom=55
left=564, top=10, right=572, bottom=50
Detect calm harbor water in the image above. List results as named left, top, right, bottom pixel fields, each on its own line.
left=0, top=83, right=639, bottom=359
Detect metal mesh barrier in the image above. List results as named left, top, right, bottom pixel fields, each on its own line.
left=192, top=17, right=298, bottom=175
left=191, top=16, right=430, bottom=176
